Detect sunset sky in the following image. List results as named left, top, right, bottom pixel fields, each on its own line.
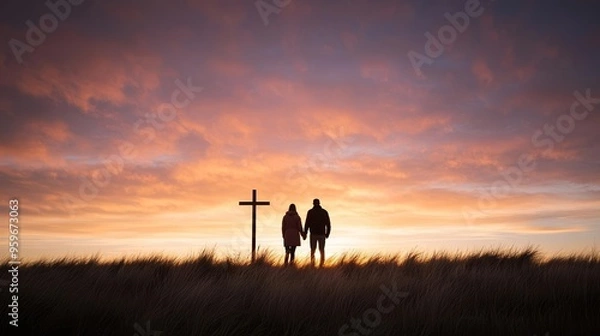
left=0, top=0, right=599, bottom=261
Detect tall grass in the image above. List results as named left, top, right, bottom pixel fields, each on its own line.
left=1, top=248, right=599, bottom=335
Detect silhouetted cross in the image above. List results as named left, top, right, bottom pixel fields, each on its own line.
left=239, top=189, right=270, bottom=263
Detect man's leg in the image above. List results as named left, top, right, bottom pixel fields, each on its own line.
left=310, top=235, right=317, bottom=266
left=318, top=236, right=326, bottom=267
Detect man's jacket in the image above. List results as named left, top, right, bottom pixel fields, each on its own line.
left=305, top=205, right=331, bottom=236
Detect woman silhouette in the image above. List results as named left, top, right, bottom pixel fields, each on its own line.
left=282, top=204, right=304, bottom=266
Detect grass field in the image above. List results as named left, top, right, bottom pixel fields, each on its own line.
left=1, top=248, right=600, bottom=336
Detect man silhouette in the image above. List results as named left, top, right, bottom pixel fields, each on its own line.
left=303, top=198, right=331, bottom=267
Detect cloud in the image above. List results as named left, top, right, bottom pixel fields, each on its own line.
left=471, top=58, right=494, bottom=85
left=1, top=0, right=599, bottom=259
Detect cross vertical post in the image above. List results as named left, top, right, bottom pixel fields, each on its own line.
left=239, top=189, right=270, bottom=263
left=251, top=189, right=256, bottom=260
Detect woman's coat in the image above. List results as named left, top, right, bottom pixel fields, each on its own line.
left=282, top=211, right=303, bottom=246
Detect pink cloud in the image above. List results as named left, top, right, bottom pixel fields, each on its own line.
left=472, top=58, right=494, bottom=85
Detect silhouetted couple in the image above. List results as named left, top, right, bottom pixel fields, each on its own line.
left=281, top=198, right=331, bottom=267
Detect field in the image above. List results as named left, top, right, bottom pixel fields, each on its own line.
left=2, top=248, right=600, bottom=336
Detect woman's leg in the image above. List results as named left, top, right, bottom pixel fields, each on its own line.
left=284, top=246, right=290, bottom=266
left=290, top=246, right=297, bottom=264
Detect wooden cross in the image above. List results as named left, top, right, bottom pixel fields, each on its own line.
left=239, top=189, right=270, bottom=263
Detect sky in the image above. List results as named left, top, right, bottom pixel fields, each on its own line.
left=0, top=0, right=599, bottom=261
